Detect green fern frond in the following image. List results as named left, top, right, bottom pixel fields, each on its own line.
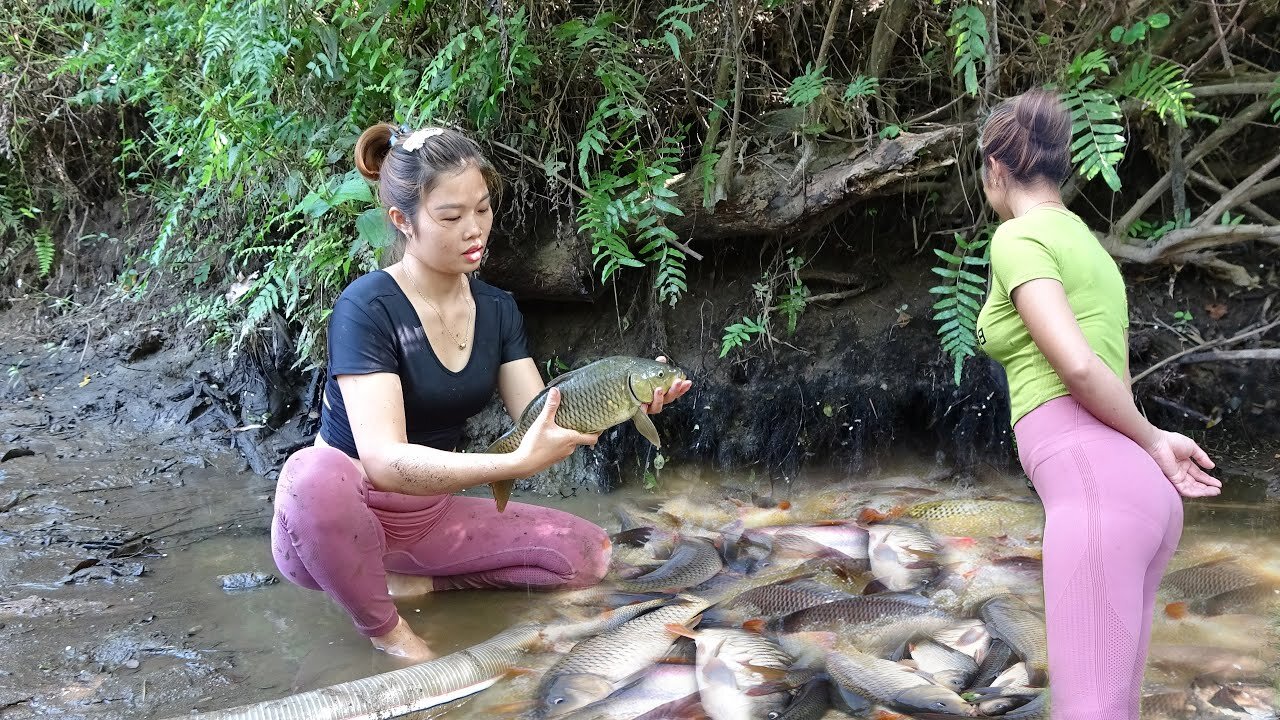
left=1062, top=86, right=1125, bottom=192
left=843, top=75, right=879, bottom=102
left=929, top=230, right=991, bottom=385
left=1118, top=55, right=1194, bottom=126
left=787, top=63, right=827, bottom=107
left=947, top=4, right=988, bottom=97
left=34, top=231, right=56, bottom=277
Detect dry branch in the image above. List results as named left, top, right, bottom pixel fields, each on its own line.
left=1102, top=224, right=1280, bottom=265
left=1132, top=318, right=1280, bottom=384
left=1194, top=152, right=1280, bottom=226
left=1178, top=349, right=1280, bottom=364
left=1187, top=171, right=1280, bottom=225
left=1111, top=98, right=1272, bottom=235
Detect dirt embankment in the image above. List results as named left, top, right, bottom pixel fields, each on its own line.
left=2, top=193, right=1276, bottom=500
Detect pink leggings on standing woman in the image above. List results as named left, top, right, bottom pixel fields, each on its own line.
left=1015, top=396, right=1183, bottom=719
left=270, top=446, right=612, bottom=638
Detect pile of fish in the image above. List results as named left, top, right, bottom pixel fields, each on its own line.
left=465, top=482, right=1279, bottom=720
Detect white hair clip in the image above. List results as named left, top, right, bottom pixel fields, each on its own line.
left=402, top=127, right=446, bottom=152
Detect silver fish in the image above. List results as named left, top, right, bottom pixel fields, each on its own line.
left=826, top=648, right=974, bottom=716
left=532, top=595, right=710, bottom=718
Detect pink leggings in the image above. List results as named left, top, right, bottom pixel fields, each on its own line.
left=1015, top=396, right=1183, bottom=719
left=270, top=446, right=612, bottom=638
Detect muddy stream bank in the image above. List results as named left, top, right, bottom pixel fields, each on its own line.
left=1, top=391, right=1278, bottom=718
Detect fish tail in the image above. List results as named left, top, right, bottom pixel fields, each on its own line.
left=742, top=618, right=768, bottom=634
left=490, top=479, right=514, bottom=513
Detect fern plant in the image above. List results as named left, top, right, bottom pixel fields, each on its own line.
left=930, top=229, right=991, bottom=385
left=1059, top=49, right=1126, bottom=192
left=947, top=4, right=988, bottom=97
left=1117, top=54, right=1194, bottom=126
left=1269, top=76, right=1280, bottom=123
left=34, top=231, right=56, bottom=278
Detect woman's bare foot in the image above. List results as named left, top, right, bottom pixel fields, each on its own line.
left=386, top=571, right=435, bottom=598
left=371, top=615, right=436, bottom=662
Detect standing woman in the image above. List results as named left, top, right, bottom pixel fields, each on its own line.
left=973, top=90, right=1221, bottom=717
left=270, top=123, right=691, bottom=662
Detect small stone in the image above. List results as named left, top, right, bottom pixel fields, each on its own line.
left=186, top=625, right=202, bottom=636
left=123, top=659, right=139, bottom=670
left=219, top=572, right=278, bottom=591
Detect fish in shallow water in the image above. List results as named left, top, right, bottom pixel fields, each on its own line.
left=1159, top=557, right=1260, bottom=600
left=865, top=522, right=943, bottom=592
left=826, top=647, right=975, bottom=716
left=531, top=595, right=710, bottom=718
left=667, top=626, right=795, bottom=720
left=902, top=636, right=978, bottom=693
left=904, top=499, right=1044, bottom=538
left=616, top=536, right=724, bottom=594
left=487, top=356, right=685, bottom=512
left=558, top=662, right=701, bottom=720
left=978, top=595, right=1048, bottom=687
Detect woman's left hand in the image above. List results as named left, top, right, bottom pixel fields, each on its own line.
left=642, top=356, right=692, bottom=415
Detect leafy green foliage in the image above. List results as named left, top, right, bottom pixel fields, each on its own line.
left=1118, top=55, right=1194, bottom=126
left=788, top=64, right=828, bottom=107
left=720, top=251, right=808, bottom=358
left=929, top=229, right=991, bottom=385
left=1060, top=50, right=1126, bottom=191
left=947, top=4, right=988, bottom=97
left=843, top=75, right=879, bottom=102
left=1269, top=76, right=1280, bottom=123
left=34, top=231, right=55, bottom=277
left=1109, top=11, right=1170, bottom=46
left=720, top=315, right=767, bottom=358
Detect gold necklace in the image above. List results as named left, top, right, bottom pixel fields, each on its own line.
left=402, top=263, right=473, bottom=350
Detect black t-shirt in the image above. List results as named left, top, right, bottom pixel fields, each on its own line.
left=319, top=270, right=530, bottom=458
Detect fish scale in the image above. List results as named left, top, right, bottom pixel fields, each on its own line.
left=533, top=597, right=711, bottom=718
left=486, top=357, right=685, bottom=512
left=1160, top=559, right=1260, bottom=600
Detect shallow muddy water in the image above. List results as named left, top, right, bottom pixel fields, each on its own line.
left=1, top=417, right=1277, bottom=719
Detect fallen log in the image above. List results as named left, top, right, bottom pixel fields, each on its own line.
left=665, top=127, right=962, bottom=241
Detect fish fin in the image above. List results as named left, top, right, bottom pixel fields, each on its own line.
left=742, top=679, right=806, bottom=696
left=1164, top=601, right=1190, bottom=619
left=833, top=686, right=874, bottom=714
left=631, top=410, right=662, bottom=448
left=1026, top=664, right=1049, bottom=688
left=742, top=618, right=767, bottom=634
left=656, top=655, right=698, bottom=665
left=858, top=505, right=905, bottom=524
left=631, top=693, right=704, bottom=720
left=665, top=622, right=699, bottom=639
left=610, top=527, right=655, bottom=547
left=502, top=665, right=539, bottom=678
left=862, top=579, right=890, bottom=595
left=490, top=479, right=514, bottom=513
left=740, top=663, right=793, bottom=681
left=700, top=655, right=738, bottom=688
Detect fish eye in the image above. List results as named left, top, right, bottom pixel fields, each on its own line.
left=767, top=713, right=781, bottom=720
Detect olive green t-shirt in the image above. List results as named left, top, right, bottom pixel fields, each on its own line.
left=976, top=207, right=1129, bottom=427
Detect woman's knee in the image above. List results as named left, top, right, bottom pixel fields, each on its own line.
left=276, top=447, right=363, bottom=514
left=563, top=520, right=612, bottom=588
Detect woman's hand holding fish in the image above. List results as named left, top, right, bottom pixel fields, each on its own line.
left=1146, top=429, right=1222, bottom=498
left=641, top=356, right=692, bottom=415
left=515, top=387, right=601, bottom=475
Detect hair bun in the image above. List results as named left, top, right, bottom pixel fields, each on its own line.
left=355, top=122, right=397, bottom=182
left=1015, top=90, right=1070, bottom=148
